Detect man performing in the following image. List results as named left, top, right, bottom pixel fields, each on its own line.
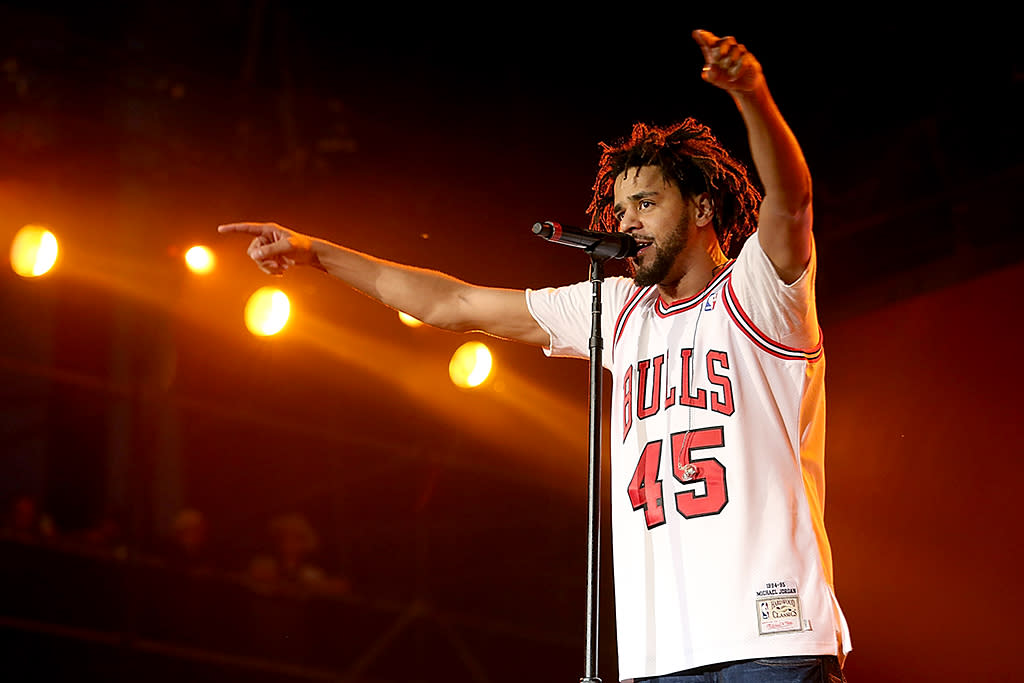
left=220, top=29, right=851, bottom=683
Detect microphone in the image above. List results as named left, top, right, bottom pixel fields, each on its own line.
left=531, top=221, right=639, bottom=260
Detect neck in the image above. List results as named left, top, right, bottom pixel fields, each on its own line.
left=657, top=251, right=729, bottom=303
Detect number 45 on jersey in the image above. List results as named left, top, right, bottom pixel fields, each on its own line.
left=628, top=426, right=728, bottom=528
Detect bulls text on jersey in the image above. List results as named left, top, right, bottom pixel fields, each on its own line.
left=621, top=347, right=735, bottom=440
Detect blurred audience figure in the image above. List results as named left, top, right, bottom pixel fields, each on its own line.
left=2, top=494, right=56, bottom=542
left=245, top=552, right=280, bottom=594
left=271, top=513, right=322, bottom=584
left=246, top=512, right=350, bottom=597
left=165, top=507, right=214, bottom=572
left=78, top=513, right=127, bottom=559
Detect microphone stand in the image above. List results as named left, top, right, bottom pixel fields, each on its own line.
left=581, top=250, right=608, bottom=683
left=531, top=220, right=635, bottom=683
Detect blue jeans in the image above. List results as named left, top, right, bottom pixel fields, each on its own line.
left=636, top=655, right=845, bottom=682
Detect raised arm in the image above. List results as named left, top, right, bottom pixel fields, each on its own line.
left=693, top=30, right=812, bottom=284
left=217, top=222, right=549, bottom=346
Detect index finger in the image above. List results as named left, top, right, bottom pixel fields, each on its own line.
left=692, top=29, right=720, bottom=59
left=218, top=222, right=272, bottom=236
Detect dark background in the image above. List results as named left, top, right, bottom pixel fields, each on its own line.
left=0, top=3, right=1021, bottom=682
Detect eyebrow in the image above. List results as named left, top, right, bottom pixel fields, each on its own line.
left=613, top=190, right=659, bottom=216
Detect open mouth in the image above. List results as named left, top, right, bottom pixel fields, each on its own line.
left=633, top=239, right=654, bottom=258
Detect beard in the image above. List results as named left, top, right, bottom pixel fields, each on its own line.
left=629, top=218, right=688, bottom=287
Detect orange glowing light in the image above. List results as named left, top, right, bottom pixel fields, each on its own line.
left=245, top=287, right=290, bottom=336
left=10, top=224, right=58, bottom=278
left=398, top=311, right=423, bottom=328
left=449, top=341, right=493, bottom=388
left=184, top=245, right=215, bottom=274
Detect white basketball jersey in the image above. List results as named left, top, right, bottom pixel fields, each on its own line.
left=526, top=233, right=851, bottom=681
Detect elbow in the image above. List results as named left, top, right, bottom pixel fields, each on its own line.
left=761, top=167, right=812, bottom=221
left=435, top=317, right=474, bottom=333
left=792, top=188, right=812, bottom=231
left=799, top=175, right=812, bottom=214
left=787, top=172, right=812, bottom=218
left=778, top=169, right=812, bottom=217
left=413, top=307, right=463, bottom=332
left=761, top=189, right=813, bottom=233
left=422, top=293, right=476, bottom=333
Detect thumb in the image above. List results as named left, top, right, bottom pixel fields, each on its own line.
left=701, top=64, right=722, bottom=84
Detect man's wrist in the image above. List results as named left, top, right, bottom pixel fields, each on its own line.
left=731, top=81, right=772, bottom=110
left=308, top=238, right=329, bottom=272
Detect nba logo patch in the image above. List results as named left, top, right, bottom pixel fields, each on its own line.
left=754, top=580, right=803, bottom=635
left=757, top=597, right=802, bottom=634
left=704, top=293, right=718, bottom=312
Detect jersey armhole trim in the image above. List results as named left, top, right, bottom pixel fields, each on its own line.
left=723, top=277, right=823, bottom=363
left=612, top=284, right=654, bottom=359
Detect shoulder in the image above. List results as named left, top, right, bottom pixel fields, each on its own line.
left=732, top=231, right=816, bottom=295
left=728, top=231, right=820, bottom=350
left=528, top=276, right=639, bottom=309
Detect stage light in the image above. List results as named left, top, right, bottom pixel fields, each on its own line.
left=10, top=224, right=58, bottom=278
left=184, top=245, right=215, bottom=274
left=449, top=341, right=493, bottom=388
left=398, top=311, right=423, bottom=328
left=244, top=286, right=290, bottom=336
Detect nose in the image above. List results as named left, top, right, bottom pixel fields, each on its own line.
left=618, top=207, right=640, bottom=233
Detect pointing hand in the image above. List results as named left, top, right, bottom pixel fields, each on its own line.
left=217, top=222, right=318, bottom=275
left=692, top=30, right=764, bottom=95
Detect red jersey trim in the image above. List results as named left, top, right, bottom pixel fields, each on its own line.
left=653, top=261, right=736, bottom=318
left=612, top=284, right=655, bottom=356
left=723, top=278, right=823, bottom=362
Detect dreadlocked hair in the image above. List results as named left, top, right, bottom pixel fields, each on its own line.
left=586, top=118, right=762, bottom=258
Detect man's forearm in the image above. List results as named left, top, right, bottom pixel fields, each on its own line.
left=309, top=237, right=474, bottom=331
left=733, top=85, right=812, bottom=218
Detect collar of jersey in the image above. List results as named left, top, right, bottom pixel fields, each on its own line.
left=653, top=260, right=735, bottom=317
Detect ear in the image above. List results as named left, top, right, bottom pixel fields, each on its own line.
left=693, top=193, right=714, bottom=227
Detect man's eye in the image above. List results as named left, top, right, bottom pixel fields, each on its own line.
left=639, top=200, right=653, bottom=210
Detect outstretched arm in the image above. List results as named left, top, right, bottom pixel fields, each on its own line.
left=693, top=29, right=813, bottom=284
left=217, top=222, right=549, bottom=346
